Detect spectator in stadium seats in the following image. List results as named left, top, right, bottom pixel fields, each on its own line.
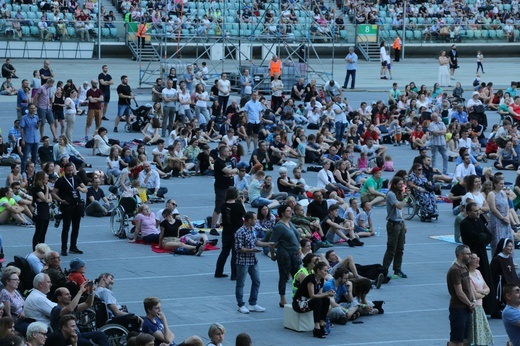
left=38, top=16, right=51, bottom=41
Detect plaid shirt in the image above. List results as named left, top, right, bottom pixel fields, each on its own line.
left=234, top=225, right=258, bottom=266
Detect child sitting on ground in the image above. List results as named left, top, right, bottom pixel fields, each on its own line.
left=382, top=155, right=394, bottom=172
left=357, top=152, right=368, bottom=171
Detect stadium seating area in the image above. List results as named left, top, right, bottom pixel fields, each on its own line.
left=374, top=0, right=519, bottom=43
left=0, top=0, right=119, bottom=41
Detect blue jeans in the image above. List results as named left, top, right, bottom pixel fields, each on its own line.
left=335, top=121, right=347, bottom=142
left=235, top=263, right=260, bottom=307
left=22, top=142, right=39, bottom=172
left=431, top=144, right=448, bottom=174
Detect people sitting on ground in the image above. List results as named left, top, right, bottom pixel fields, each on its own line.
left=321, top=204, right=363, bottom=247
left=85, top=177, right=115, bottom=217
left=291, top=204, right=331, bottom=248
left=359, top=167, right=386, bottom=207
left=131, top=205, right=161, bottom=244
left=138, top=161, right=168, bottom=200
left=0, top=187, right=31, bottom=226
left=248, top=170, right=280, bottom=209
left=323, top=267, right=362, bottom=325
left=354, top=201, right=375, bottom=237
left=158, top=209, right=208, bottom=256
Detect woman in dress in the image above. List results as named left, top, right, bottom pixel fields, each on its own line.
left=271, top=204, right=302, bottom=307
left=490, top=238, right=520, bottom=317
left=438, top=50, right=450, bottom=87
left=487, top=175, right=514, bottom=254
left=32, top=171, right=51, bottom=250
left=214, top=187, right=246, bottom=280
left=467, top=253, right=494, bottom=345
left=291, top=261, right=333, bottom=338
left=406, top=163, right=438, bottom=220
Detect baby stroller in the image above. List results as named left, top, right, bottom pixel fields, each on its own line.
left=124, top=102, right=152, bottom=133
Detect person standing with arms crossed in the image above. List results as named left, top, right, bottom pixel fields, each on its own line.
left=382, top=176, right=408, bottom=279
left=342, top=47, right=357, bottom=90
left=98, top=65, right=113, bottom=121
left=429, top=112, right=449, bottom=175
left=447, top=245, right=476, bottom=346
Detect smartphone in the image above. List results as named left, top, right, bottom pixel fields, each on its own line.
left=87, top=281, right=93, bottom=287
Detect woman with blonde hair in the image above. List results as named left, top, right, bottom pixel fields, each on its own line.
left=207, top=323, right=225, bottom=346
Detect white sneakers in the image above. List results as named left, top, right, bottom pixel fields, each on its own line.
left=238, top=304, right=266, bottom=313
left=238, top=306, right=250, bottom=314
left=248, top=304, right=266, bottom=312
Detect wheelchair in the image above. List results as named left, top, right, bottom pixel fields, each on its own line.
left=110, top=197, right=139, bottom=239
left=403, top=189, right=439, bottom=222
left=77, top=300, right=141, bottom=346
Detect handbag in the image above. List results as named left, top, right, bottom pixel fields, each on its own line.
left=474, top=104, right=485, bottom=113
left=297, top=296, right=311, bottom=312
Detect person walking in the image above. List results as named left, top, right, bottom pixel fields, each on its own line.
left=382, top=176, right=408, bottom=280
left=446, top=245, right=476, bottom=346
left=379, top=41, right=388, bottom=79
left=429, top=112, right=449, bottom=174
left=448, top=44, right=459, bottom=80
left=476, top=50, right=485, bottom=74
left=342, top=47, right=357, bottom=89
left=52, top=162, right=88, bottom=256
left=393, top=34, right=402, bottom=62
left=234, top=211, right=274, bottom=314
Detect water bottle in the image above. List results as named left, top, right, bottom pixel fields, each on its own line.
left=325, top=317, right=331, bottom=334
left=376, top=226, right=381, bottom=237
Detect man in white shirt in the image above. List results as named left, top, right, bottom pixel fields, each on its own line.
left=454, top=154, right=476, bottom=183
left=161, top=79, right=177, bottom=137
left=138, top=161, right=168, bottom=198
left=24, top=273, right=57, bottom=326
left=324, top=80, right=342, bottom=102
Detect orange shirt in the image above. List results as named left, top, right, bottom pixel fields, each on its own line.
left=137, top=23, right=147, bottom=38
left=393, top=37, right=401, bottom=49
left=269, top=59, right=282, bottom=77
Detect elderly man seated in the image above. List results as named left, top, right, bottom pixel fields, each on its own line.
left=43, top=251, right=67, bottom=295
left=23, top=273, right=57, bottom=326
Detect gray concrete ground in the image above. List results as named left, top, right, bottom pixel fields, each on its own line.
left=0, top=56, right=517, bottom=345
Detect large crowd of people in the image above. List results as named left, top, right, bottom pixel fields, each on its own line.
left=2, top=51, right=520, bottom=344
